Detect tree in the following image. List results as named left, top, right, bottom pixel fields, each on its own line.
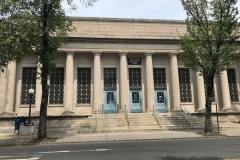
left=0, top=0, right=97, bottom=140
left=179, top=0, right=240, bottom=133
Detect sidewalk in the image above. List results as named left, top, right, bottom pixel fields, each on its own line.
left=1, top=128, right=240, bottom=146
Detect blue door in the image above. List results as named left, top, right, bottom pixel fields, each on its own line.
left=130, top=90, right=142, bottom=113
left=104, top=91, right=117, bottom=113
left=155, top=90, right=167, bottom=112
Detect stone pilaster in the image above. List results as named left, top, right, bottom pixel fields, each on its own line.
left=219, top=71, right=231, bottom=110
left=63, top=52, right=75, bottom=115
left=34, top=63, right=42, bottom=115
left=119, top=52, right=129, bottom=111
left=93, top=51, right=102, bottom=111
left=4, top=62, right=17, bottom=115
left=170, top=53, right=180, bottom=110
left=145, top=52, right=154, bottom=112
left=195, top=72, right=205, bottom=111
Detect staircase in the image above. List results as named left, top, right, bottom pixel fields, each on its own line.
left=158, top=112, right=192, bottom=130
left=95, top=113, right=129, bottom=133
left=129, top=113, right=161, bottom=131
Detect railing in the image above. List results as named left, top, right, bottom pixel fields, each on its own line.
left=153, top=105, right=161, bottom=128
left=180, top=105, right=192, bottom=128
left=124, top=105, right=131, bottom=129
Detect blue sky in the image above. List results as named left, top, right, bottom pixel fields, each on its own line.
left=65, top=0, right=240, bottom=20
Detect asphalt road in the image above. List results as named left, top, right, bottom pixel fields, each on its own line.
left=0, top=137, right=240, bottom=160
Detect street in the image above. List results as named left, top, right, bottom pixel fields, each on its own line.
left=0, top=137, right=240, bottom=160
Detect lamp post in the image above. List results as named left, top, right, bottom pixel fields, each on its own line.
left=28, top=88, right=34, bottom=124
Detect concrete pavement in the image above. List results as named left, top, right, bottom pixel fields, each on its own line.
left=1, top=128, right=240, bottom=146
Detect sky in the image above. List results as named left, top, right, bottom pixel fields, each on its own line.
left=65, top=0, right=240, bottom=20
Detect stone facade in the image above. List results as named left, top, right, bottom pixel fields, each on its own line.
left=0, top=17, right=240, bottom=117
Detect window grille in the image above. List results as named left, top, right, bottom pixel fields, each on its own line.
left=227, top=69, right=239, bottom=102
left=104, top=68, right=116, bottom=88
left=153, top=68, right=166, bottom=88
left=129, top=68, right=142, bottom=88
left=77, top=68, right=91, bottom=104
left=49, top=68, right=64, bottom=104
left=178, top=68, right=192, bottom=102
left=20, top=67, right=37, bottom=104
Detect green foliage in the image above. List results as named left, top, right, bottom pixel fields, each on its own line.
left=180, top=0, right=240, bottom=133
left=179, top=0, right=240, bottom=75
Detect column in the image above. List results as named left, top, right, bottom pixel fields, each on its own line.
left=34, top=63, right=42, bottom=114
left=93, top=51, right=101, bottom=111
left=145, top=53, right=154, bottom=111
left=195, top=72, right=205, bottom=111
left=64, top=52, right=74, bottom=115
left=170, top=53, right=180, bottom=110
left=219, top=71, right=231, bottom=110
left=4, top=62, right=17, bottom=114
left=119, top=52, right=128, bottom=111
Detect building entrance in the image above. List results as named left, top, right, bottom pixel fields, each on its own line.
left=104, top=90, right=117, bottom=113
left=130, top=90, right=142, bottom=113
left=155, top=90, right=167, bottom=112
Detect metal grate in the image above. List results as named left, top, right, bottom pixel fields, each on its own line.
left=77, top=68, right=91, bottom=104
left=104, top=68, right=116, bottom=88
left=227, top=69, right=239, bottom=102
left=20, top=67, right=37, bottom=105
left=49, top=68, right=64, bottom=104
left=153, top=68, right=166, bottom=88
left=179, top=68, right=192, bottom=102
left=129, top=68, right=142, bottom=88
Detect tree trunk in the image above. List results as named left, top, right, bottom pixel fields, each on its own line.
left=37, top=0, right=49, bottom=140
left=203, top=73, right=215, bottom=133
left=38, top=65, right=48, bottom=140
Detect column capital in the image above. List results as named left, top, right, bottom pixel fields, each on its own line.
left=144, top=51, right=154, bottom=56
left=169, top=51, right=178, bottom=56
left=92, top=51, right=102, bottom=55
left=65, top=50, right=75, bottom=54
left=118, top=51, right=128, bottom=56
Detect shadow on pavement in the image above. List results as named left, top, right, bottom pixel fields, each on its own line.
left=158, top=156, right=223, bottom=160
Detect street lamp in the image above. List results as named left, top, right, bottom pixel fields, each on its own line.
left=28, top=88, right=34, bottom=124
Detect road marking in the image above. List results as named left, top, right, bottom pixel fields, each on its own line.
left=0, top=155, right=40, bottom=160
left=39, top=149, right=112, bottom=154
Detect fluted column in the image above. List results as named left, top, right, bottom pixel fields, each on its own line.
left=64, top=52, right=74, bottom=115
left=145, top=52, right=154, bottom=112
left=119, top=52, right=128, bottom=111
left=195, top=72, right=205, bottom=111
left=219, top=71, right=231, bottom=110
left=170, top=53, right=180, bottom=110
left=4, top=62, right=17, bottom=114
left=35, top=63, right=42, bottom=114
left=93, top=51, right=101, bottom=111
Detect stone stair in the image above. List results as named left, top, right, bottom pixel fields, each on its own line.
left=158, top=112, right=192, bottom=130
left=129, top=113, right=161, bottom=131
left=94, top=113, right=129, bottom=133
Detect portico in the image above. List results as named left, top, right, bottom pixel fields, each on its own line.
left=0, top=17, right=240, bottom=117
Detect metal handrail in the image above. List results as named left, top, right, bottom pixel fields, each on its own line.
left=180, top=105, right=192, bottom=128
left=153, top=105, right=161, bottom=128
left=124, top=105, right=130, bottom=129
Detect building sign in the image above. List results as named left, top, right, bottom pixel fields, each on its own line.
left=128, top=57, right=142, bottom=65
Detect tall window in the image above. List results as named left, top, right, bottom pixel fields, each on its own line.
left=77, top=68, right=91, bottom=104
left=20, top=67, right=37, bottom=105
left=178, top=68, right=192, bottom=102
left=49, top=68, right=64, bottom=104
left=129, top=68, right=141, bottom=88
left=227, top=69, right=239, bottom=102
left=104, top=68, right=116, bottom=88
left=153, top=68, right=166, bottom=88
